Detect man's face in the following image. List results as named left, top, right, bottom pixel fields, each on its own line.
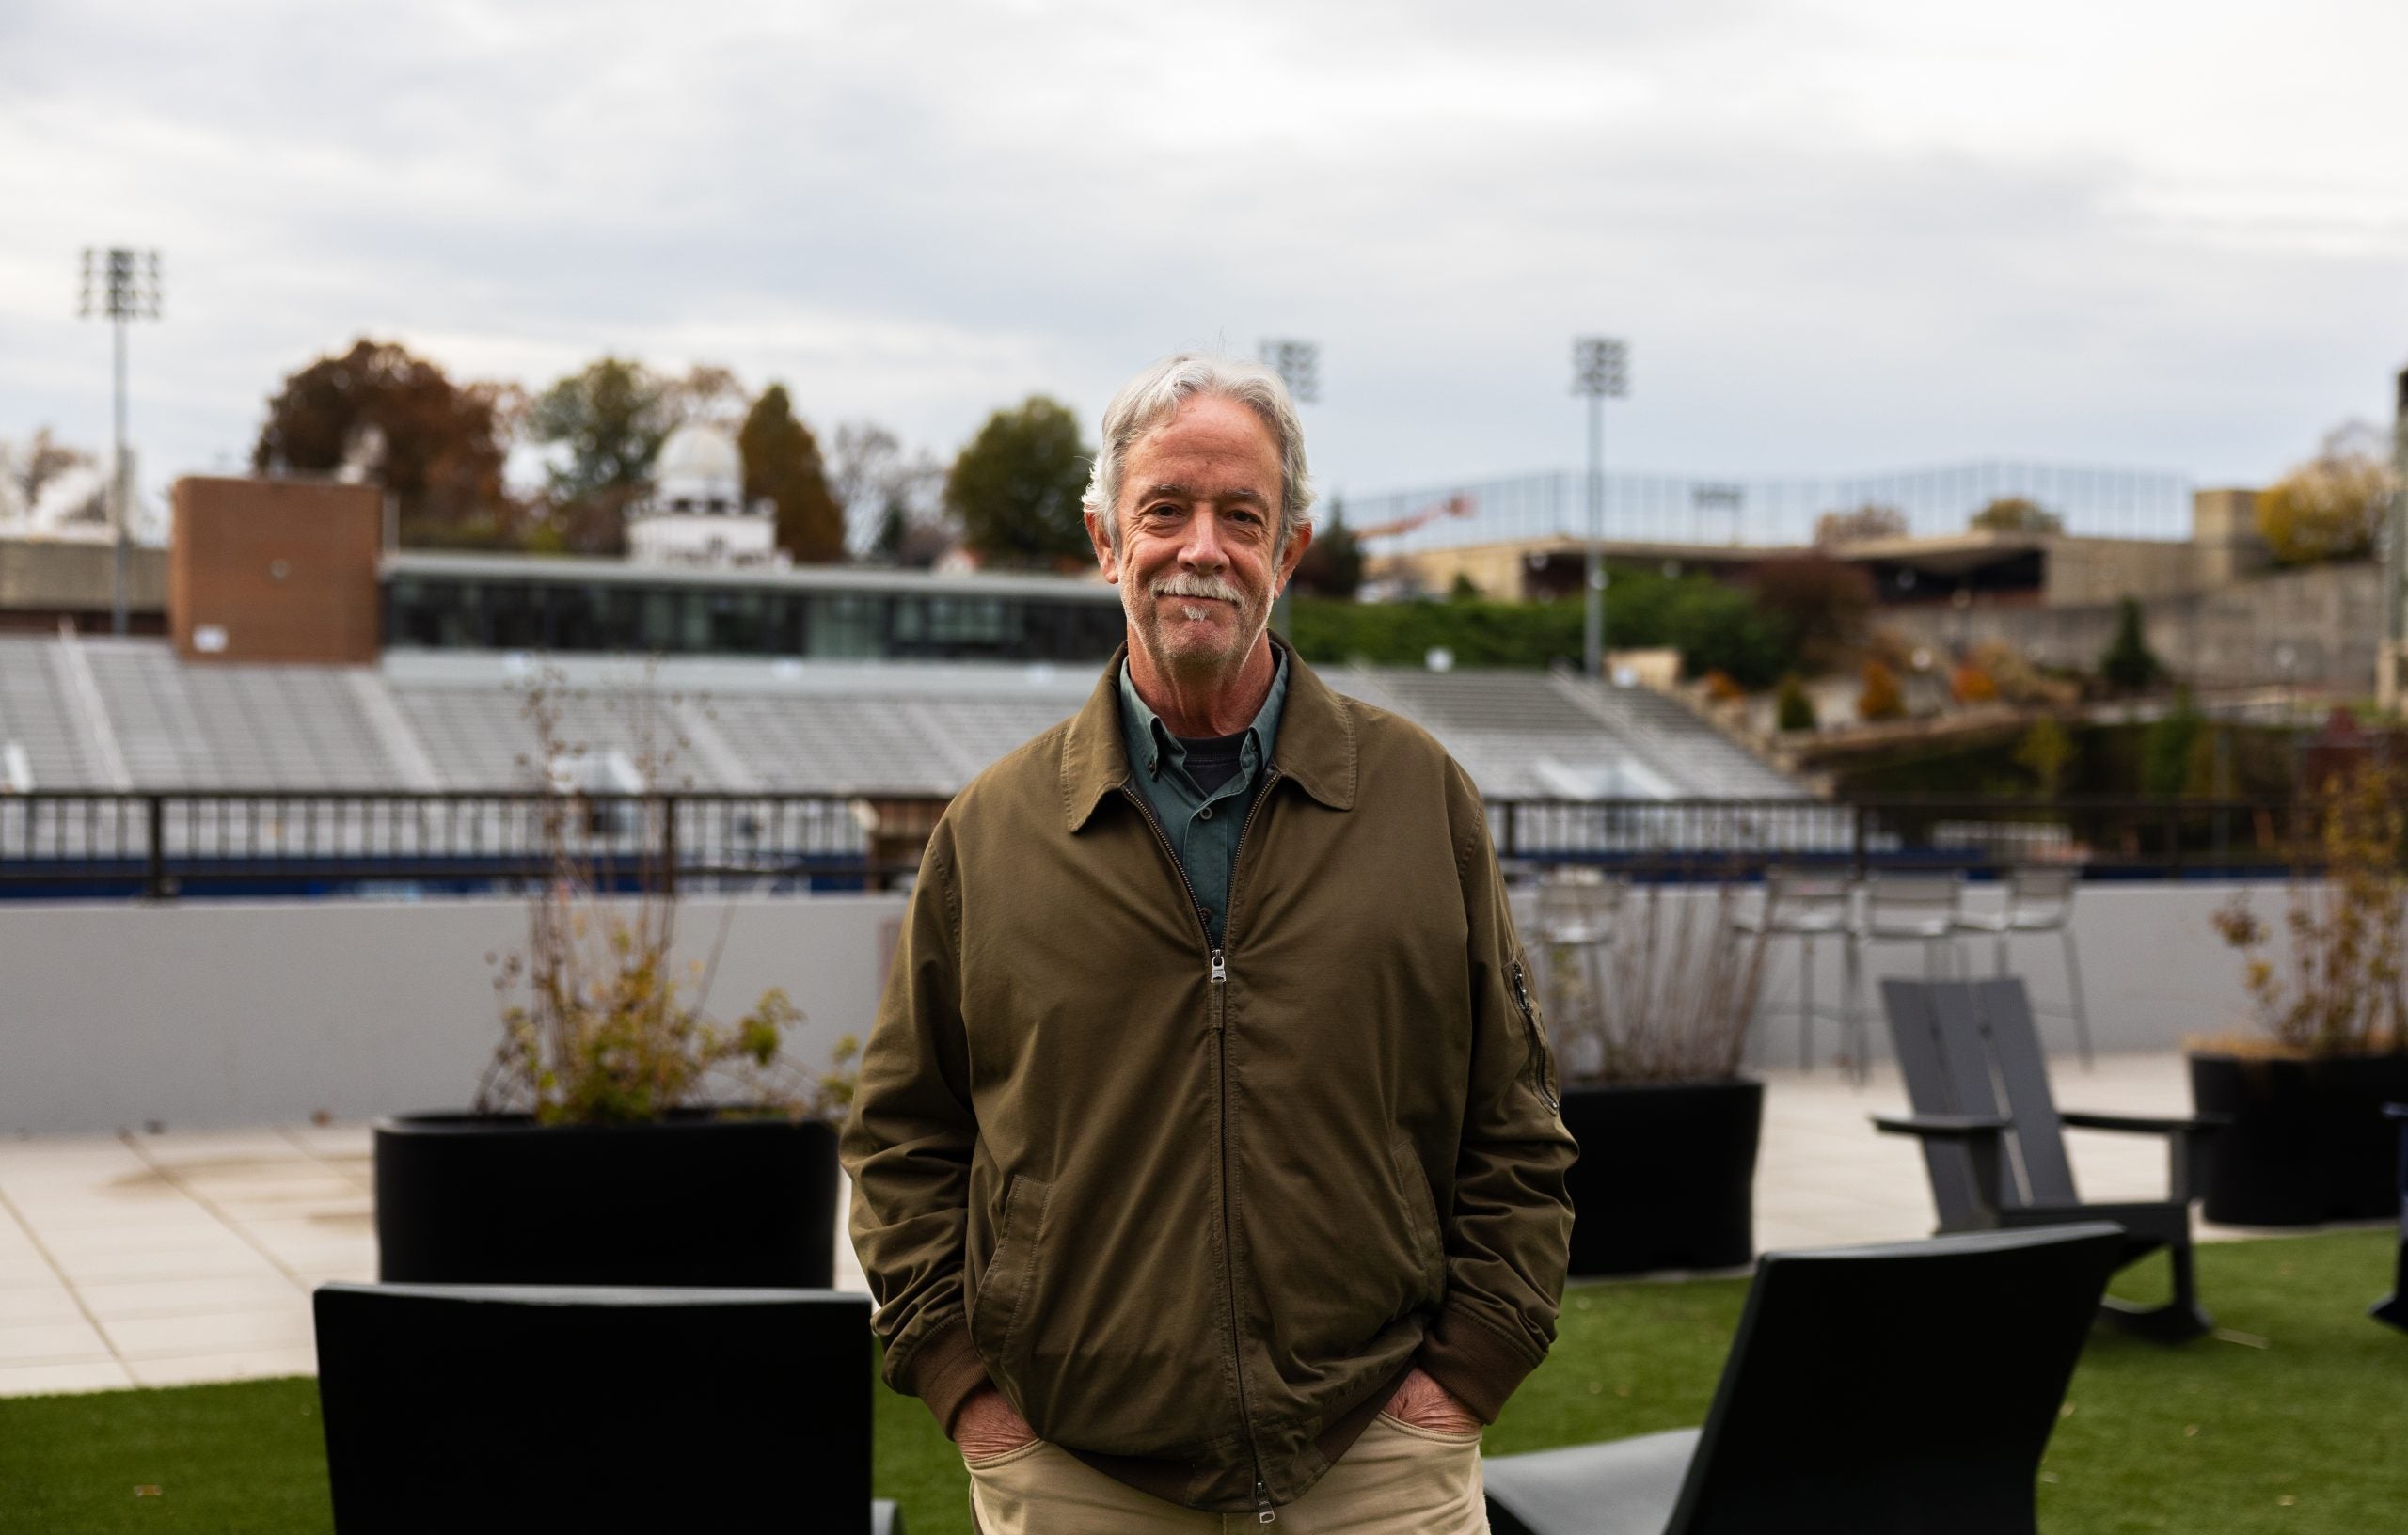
left=1085, top=394, right=1311, bottom=684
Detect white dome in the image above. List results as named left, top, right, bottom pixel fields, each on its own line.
left=657, top=423, right=742, bottom=487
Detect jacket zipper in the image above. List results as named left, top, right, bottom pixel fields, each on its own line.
left=1509, top=957, right=1560, bottom=1113
left=1120, top=768, right=1285, bottom=1523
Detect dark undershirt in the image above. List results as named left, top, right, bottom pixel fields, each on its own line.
left=1175, top=730, right=1249, bottom=795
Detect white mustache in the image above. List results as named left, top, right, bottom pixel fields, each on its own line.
left=1150, top=575, right=1245, bottom=603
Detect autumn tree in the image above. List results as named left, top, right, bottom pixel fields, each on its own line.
left=1857, top=658, right=1906, bottom=721
left=739, top=385, right=846, bottom=563
left=671, top=364, right=750, bottom=433
left=1813, top=502, right=1909, bottom=546
left=253, top=340, right=522, bottom=546
left=1969, top=497, right=2064, bottom=535
left=2256, top=423, right=2396, bottom=565
left=945, top=396, right=1092, bottom=569
left=1743, top=553, right=1875, bottom=670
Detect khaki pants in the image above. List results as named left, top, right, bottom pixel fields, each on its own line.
left=965, top=1412, right=1490, bottom=1534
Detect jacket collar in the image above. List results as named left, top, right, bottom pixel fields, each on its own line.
left=1061, top=633, right=1357, bottom=831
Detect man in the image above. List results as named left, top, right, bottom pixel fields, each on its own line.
left=842, top=354, right=1575, bottom=1532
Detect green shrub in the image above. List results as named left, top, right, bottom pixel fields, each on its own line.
left=1289, top=568, right=1786, bottom=687
left=1775, top=675, right=1816, bottom=732
left=2099, top=596, right=2163, bottom=691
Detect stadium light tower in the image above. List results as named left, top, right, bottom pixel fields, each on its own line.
left=1572, top=335, right=1628, bottom=679
left=1259, top=339, right=1320, bottom=405
left=78, top=248, right=163, bottom=636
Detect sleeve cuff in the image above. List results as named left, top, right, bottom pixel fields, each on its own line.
left=896, top=1318, right=991, bottom=1437
left=1417, top=1302, right=1545, bottom=1424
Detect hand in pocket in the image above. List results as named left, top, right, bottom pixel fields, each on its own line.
left=1385, top=1367, right=1482, bottom=1437
left=956, top=1385, right=1039, bottom=1461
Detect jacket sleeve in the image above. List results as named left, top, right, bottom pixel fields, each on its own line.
left=1416, top=761, right=1577, bottom=1422
left=838, top=818, right=992, bottom=1434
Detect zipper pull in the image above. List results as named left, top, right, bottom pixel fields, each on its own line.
left=1256, top=1480, right=1276, bottom=1525
left=1211, top=949, right=1228, bottom=985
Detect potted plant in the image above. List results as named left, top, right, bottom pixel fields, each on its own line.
left=1541, top=875, right=1773, bottom=1275
left=375, top=672, right=858, bottom=1287
left=2199, top=758, right=2408, bottom=1226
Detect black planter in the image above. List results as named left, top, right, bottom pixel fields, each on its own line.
left=375, top=1112, right=841, bottom=1287
left=315, top=1285, right=882, bottom=1534
left=2188, top=1052, right=2408, bottom=1226
left=2376, top=1106, right=2408, bottom=1332
left=1560, top=1077, right=1764, bottom=1276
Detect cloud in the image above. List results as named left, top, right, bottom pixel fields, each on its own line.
left=1, top=0, right=2402, bottom=519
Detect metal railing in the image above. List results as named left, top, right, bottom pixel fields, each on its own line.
left=1487, top=795, right=2313, bottom=879
left=0, top=790, right=2328, bottom=900
left=0, top=791, right=909, bottom=898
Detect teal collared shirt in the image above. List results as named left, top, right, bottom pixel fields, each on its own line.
left=1117, top=651, right=1289, bottom=947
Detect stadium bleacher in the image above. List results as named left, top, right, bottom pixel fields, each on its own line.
left=0, top=637, right=1798, bottom=801
left=0, top=639, right=103, bottom=789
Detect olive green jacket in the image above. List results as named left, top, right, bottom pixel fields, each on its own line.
left=840, top=641, right=1576, bottom=1514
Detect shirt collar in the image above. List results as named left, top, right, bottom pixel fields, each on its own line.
left=1117, top=646, right=1288, bottom=788
left=1061, top=634, right=1356, bottom=831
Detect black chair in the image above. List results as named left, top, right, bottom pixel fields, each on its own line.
left=314, top=1283, right=900, bottom=1535
left=1484, top=1224, right=2124, bottom=1535
left=1873, top=976, right=2220, bottom=1341
left=2373, top=1103, right=2408, bottom=1332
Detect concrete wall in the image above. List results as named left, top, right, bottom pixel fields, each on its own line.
left=0, top=893, right=905, bottom=1136
left=1884, top=561, right=2380, bottom=693
left=3, top=879, right=2289, bottom=1134
left=1513, top=878, right=2273, bottom=1072
left=2038, top=535, right=2207, bottom=607
left=1734, top=879, right=2269, bottom=1069
left=0, top=539, right=168, bottom=622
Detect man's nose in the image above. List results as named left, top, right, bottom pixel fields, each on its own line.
left=1178, top=508, right=1230, bottom=569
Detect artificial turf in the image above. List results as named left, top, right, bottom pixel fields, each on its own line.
left=0, top=1229, right=2398, bottom=1533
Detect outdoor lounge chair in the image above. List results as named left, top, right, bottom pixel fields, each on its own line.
left=314, top=1283, right=900, bottom=1535
left=2373, top=1103, right=2408, bottom=1332
left=1874, top=976, right=2220, bottom=1342
left=1483, top=1224, right=2124, bottom=1535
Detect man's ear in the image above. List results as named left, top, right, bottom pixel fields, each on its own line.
left=1085, top=507, right=1119, bottom=584
left=1274, top=521, right=1314, bottom=596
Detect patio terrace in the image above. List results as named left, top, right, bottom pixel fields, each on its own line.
left=0, top=1050, right=2242, bottom=1398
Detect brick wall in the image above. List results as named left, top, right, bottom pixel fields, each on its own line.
left=169, top=477, right=384, bottom=664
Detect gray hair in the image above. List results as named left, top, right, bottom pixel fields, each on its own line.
left=1084, top=354, right=1315, bottom=551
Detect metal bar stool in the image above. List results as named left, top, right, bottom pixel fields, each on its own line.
left=1843, top=870, right=1966, bottom=1082
left=1532, top=867, right=1628, bottom=1050
left=1731, top=865, right=1854, bottom=1071
left=1953, top=865, right=2094, bottom=1069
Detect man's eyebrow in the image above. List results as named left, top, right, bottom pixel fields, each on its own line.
left=1138, top=482, right=1270, bottom=508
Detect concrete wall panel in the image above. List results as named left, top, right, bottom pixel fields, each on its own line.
left=0, top=894, right=904, bottom=1135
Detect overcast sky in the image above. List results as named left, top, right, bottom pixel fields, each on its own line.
left=4, top=0, right=2404, bottom=523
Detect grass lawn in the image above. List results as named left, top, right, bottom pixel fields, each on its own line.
left=3, top=1229, right=2399, bottom=1533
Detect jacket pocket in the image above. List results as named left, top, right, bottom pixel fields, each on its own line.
left=1389, top=1135, right=1448, bottom=1294
left=970, top=1175, right=1050, bottom=1373
left=1508, top=954, right=1560, bottom=1112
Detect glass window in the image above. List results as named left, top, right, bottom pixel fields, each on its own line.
left=487, top=583, right=545, bottom=650
left=704, top=589, right=768, bottom=652
left=642, top=590, right=681, bottom=652
left=807, top=593, right=886, bottom=658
